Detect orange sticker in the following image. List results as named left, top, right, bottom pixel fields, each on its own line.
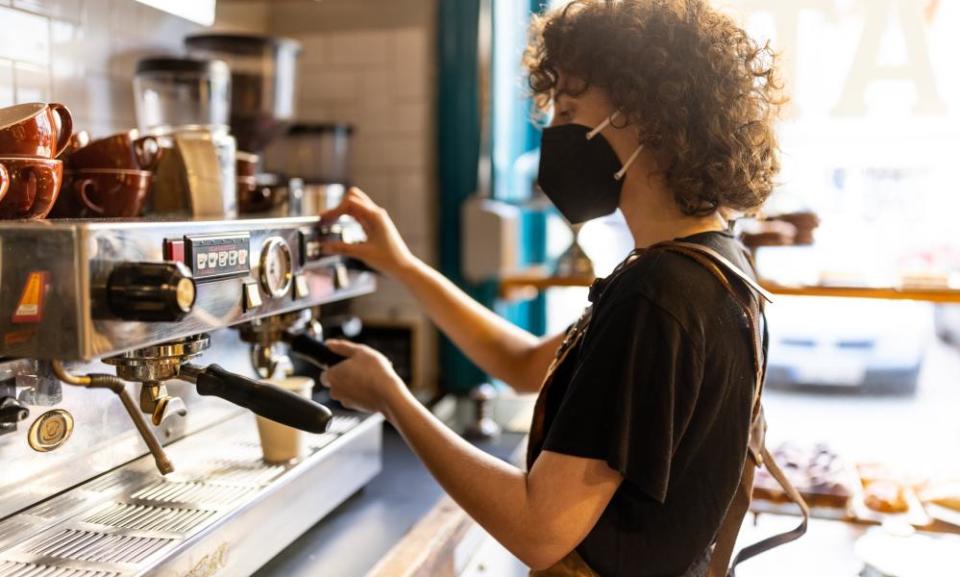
left=12, top=271, right=49, bottom=324
left=4, top=329, right=36, bottom=345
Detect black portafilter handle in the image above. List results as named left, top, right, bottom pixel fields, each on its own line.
left=284, top=333, right=348, bottom=369
left=180, top=364, right=332, bottom=433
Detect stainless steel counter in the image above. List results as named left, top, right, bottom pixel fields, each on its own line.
left=253, top=425, right=526, bottom=577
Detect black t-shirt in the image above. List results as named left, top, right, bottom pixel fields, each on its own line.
left=534, top=231, right=764, bottom=577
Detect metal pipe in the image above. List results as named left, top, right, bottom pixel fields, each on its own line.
left=50, top=360, right=91, bottom=386
left=50, top=361, right=174, bottom=475
left=113, top=384, right=174, bottom=475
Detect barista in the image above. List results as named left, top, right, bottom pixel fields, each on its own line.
left=319, top=1, right=784, bottom=575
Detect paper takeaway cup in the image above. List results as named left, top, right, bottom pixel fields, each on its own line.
left=255, top=376, right=315, bottom=464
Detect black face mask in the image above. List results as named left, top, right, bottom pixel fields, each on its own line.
left=537, top=115, right=643, bottom=225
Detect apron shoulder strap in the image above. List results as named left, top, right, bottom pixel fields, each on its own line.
left=649, top=241, right=809, bottom=577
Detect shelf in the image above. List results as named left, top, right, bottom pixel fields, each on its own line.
left=499, top=268, right=960, bottom=304
left=758, top=282, right=960, bottom=303
left=749, top=500, right=960, bottom=536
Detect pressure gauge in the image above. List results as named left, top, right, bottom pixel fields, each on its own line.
left=259, top=237, right=294, bottom=298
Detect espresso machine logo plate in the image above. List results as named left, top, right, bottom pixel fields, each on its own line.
left=184, top=233, right=251, bottom=281
left=28, top=409, right=74, bottom=452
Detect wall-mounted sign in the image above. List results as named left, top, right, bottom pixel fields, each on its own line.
left=133, top=0, right=216, bottom=26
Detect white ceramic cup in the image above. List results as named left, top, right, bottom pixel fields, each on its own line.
left=255, top=376, right=315, bottom=464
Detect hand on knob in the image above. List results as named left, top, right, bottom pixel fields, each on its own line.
left=319, top=187, right=417, bottom=278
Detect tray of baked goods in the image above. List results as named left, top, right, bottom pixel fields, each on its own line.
left=751, top=442, right=859, bottom=520
left=749, top=442, right=960, bottom=534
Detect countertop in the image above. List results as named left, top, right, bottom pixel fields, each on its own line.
left=253, top=423, right=525, bottom=577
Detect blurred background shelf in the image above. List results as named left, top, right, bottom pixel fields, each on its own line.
left=499, top=268, right=960, bottom=304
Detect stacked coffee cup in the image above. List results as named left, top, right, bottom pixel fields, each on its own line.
left=0, top=102, right=73, bottom=219
left=50, top=128, right=161, bottom=218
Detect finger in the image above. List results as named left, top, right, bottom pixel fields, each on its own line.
left=319, top=371, right=331, bottom=388
left=346, top=186, right=376, bottom=207
left=319, top=240, right=364, bottom=257
left=325, top=339, right=365, bottom=357
left=320, top=198, right=375, bottom=226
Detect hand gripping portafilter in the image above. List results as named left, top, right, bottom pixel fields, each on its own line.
left=238, top=310, right=348, bottom=380
left=53, top=334, right=333, bottom=475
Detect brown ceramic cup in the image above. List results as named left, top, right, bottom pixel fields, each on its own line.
left=0, top=157, right=63, bottom=219
left=0, top=164, right=8, bottom=204
left=236, top=151, right=260, bottom=178
left=52, top=169, right=152, bottom=218
left=67, top=129, right=162, bottom=171
left=237, top=177, right=289, bottom=214
left=0, top=102, right=74, bottom=158
left=61, top=129, right=91, bottom=159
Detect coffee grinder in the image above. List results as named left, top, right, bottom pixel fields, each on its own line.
left=185, top=33, right=306, bottom=217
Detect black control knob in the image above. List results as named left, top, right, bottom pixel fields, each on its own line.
left=0, top=397, right=29, bottom=424
left=107, top=262, right=196, bottom=322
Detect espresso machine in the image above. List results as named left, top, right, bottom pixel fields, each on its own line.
left=0, top=216, right=381, bottom=576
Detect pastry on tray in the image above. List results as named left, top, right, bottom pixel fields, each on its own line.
left=920, top=480, right=960, bottom=512
left=856, top=462, right=926, bottom=515
left=863, top=480, right=909, bottom=514
left=752, top=442, right=853, bottom=509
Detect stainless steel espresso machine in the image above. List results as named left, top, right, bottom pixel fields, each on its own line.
left=0, top=217, right=381, bottom=576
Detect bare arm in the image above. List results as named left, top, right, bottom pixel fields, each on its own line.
left=396, top=259, right=565, bottom=392
left=322, top=341, right=623, bottom=569
left=321, top=188, right=563, bottom=392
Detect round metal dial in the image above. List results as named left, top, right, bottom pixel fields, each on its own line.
left=259, top=237, right=294, bottom=298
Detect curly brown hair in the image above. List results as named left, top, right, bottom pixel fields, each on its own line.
left=525, top=0, right=785, bottom=216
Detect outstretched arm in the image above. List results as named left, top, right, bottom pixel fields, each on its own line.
left=320, top=187, right=563, bottom=392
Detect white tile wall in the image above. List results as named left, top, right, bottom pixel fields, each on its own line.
left=0, top=0, right=266, bottom=137
left=271, top=15, right=440, bottom=391
left=285, top=24, right=436, bottom=264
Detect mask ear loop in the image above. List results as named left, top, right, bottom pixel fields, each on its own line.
left=586, top=111, right=644, bottom=180
left=615, top=144, right=644, bottom=181
left=586, top=110, right=620, bottom=140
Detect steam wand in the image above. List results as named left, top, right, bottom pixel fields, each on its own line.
left=51, top=360, right=174, bottom=475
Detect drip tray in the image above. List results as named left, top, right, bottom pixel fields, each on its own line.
left=0, top=412, right=383, bottom=577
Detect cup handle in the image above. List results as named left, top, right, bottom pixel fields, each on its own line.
left=0, top=164, right=8, bottom=204
left=24, top=166, right=53, bottom=219
left=75, top=178, right=105, bottom=215
left=49, top=103, right=74, bottom=159
left=134, top=136, right=161, bottom=171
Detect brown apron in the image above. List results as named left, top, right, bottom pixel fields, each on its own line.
left=527, top=241, right=809, bottom=577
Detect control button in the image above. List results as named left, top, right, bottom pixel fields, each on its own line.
left=106, top=262, right=196, bottom=322
left=243, top=281, right=263, bottom=311
left=294, top=274, right=310, bottom=300
left=28, top=409, right=74, bottom=452
left=163, top=239, right=185, bottom=263
left=332, top=263, right=350, bottom=290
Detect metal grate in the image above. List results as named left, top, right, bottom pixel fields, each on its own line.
left=84, top=471, right=144, bottom=494
left=0, top=519, right=34, bottom=545
left=197, top=461, right=285, bottom=487
left=327, top=415, right=360, bottom=434
left=0, top=561, right=120, bottom=577
left=131, top=481, right=256, bottom=507
left=309, top=433, right=339, bottom=451
left=27, top=529, right=173, bottom=564
left=28, top=495, right=87, bottom=519
left=84, top=503, right=215, bottom=534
